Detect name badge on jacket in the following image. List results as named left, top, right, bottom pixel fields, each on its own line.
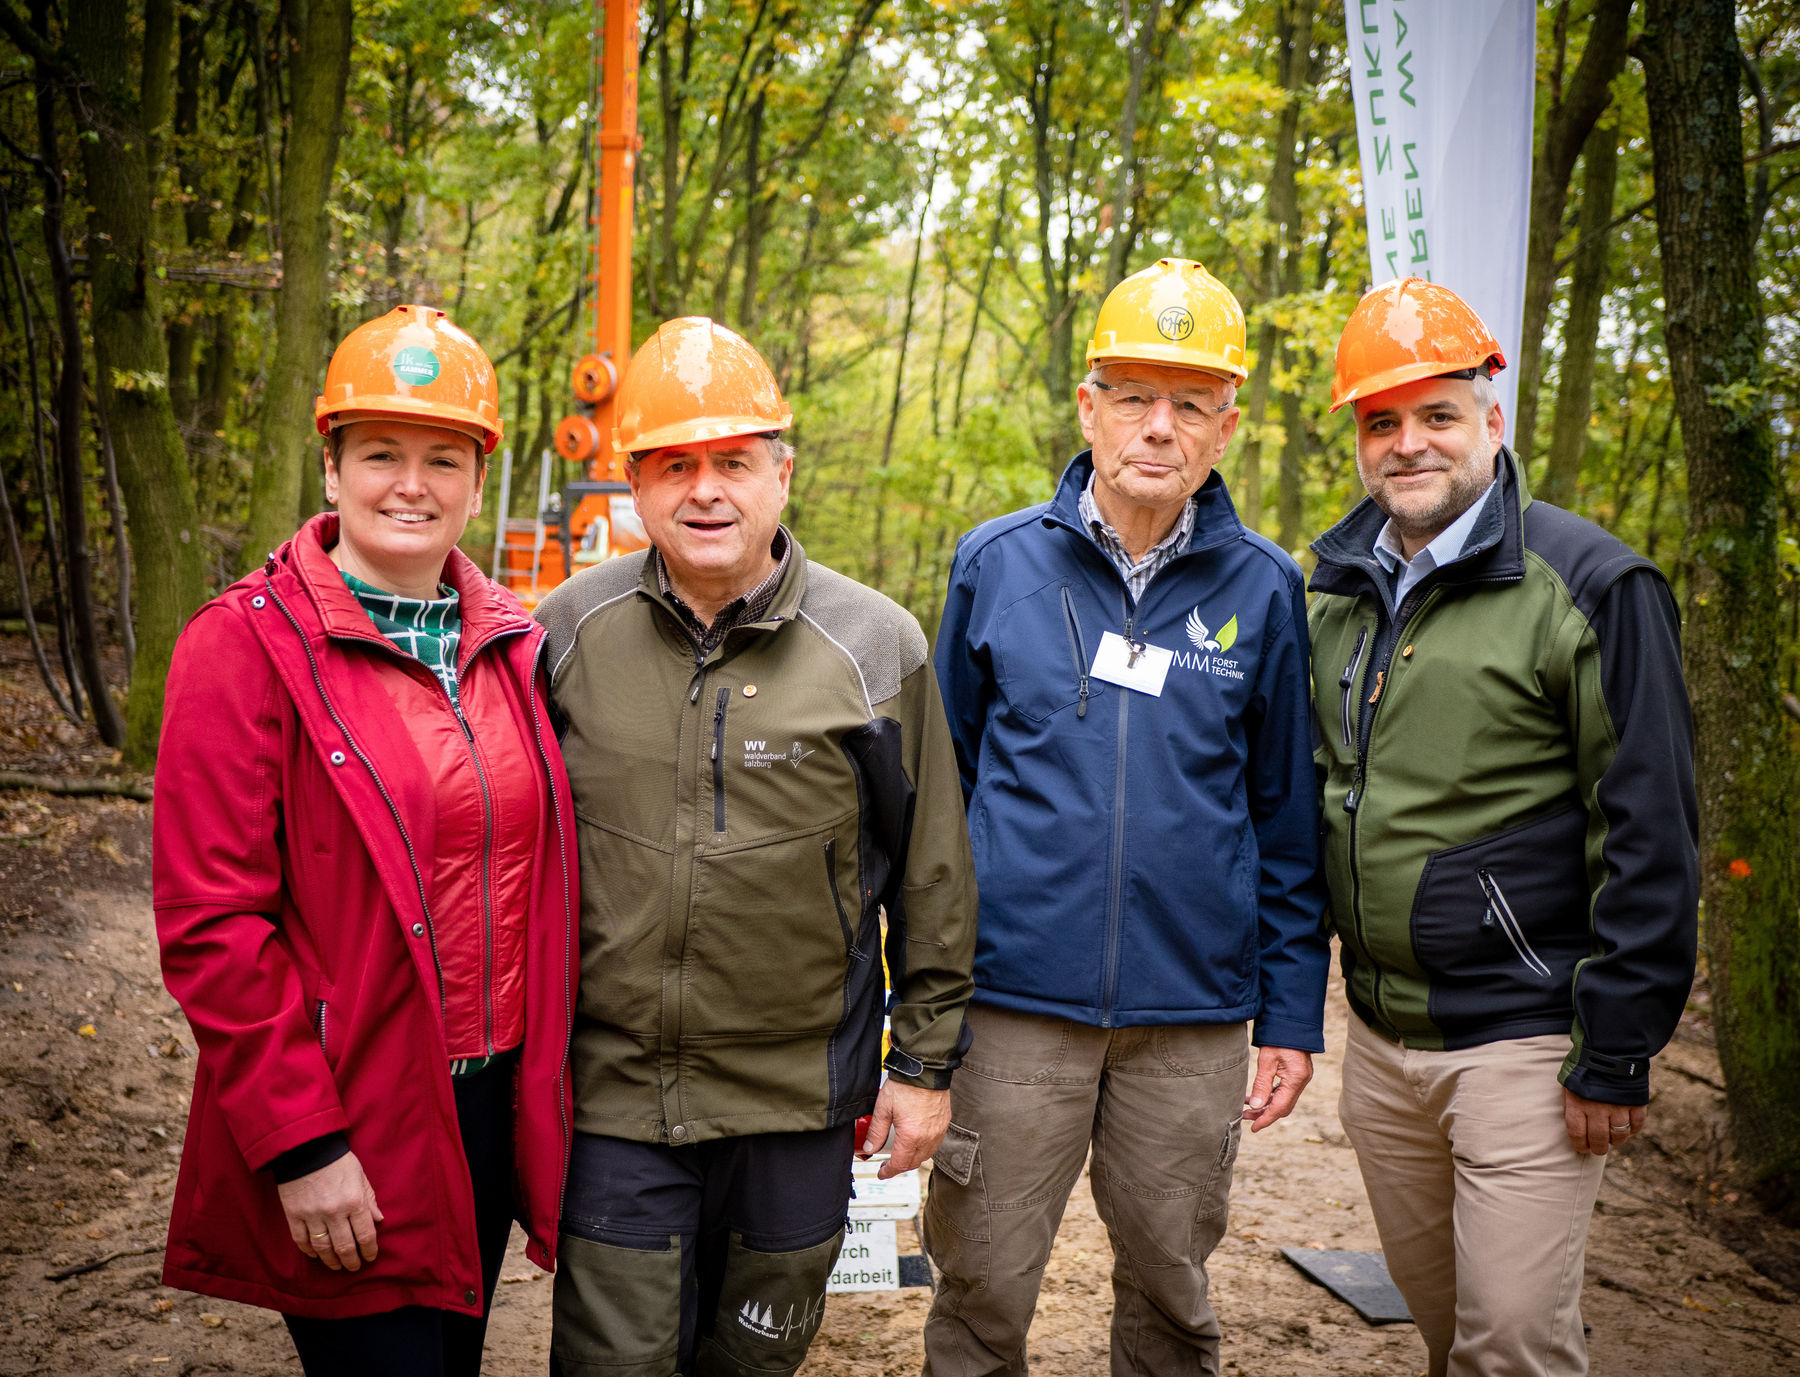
left=1090, top=631, right=1171, bottom=697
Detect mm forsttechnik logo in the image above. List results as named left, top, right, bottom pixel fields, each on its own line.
left=1156, top=306, right=1195, bottom=342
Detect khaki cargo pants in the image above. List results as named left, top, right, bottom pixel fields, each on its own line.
left=922, top=1004, right=1248, bottom=1377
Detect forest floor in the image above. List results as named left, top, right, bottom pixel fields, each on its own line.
left=2, top=634, right=1799, bottom=1376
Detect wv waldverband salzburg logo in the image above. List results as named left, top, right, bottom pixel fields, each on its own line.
left=742, top=740, right=814, bottom=769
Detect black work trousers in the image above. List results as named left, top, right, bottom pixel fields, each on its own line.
left=283, top=1057, right=517, bottom=1377
left=551, top=1124, right=855, bottom=1377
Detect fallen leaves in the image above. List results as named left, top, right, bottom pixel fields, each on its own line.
left=77, top=1023, right=97, bottom=1037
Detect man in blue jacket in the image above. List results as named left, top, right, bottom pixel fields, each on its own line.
left=924, top=258, right=1328, bottom=1375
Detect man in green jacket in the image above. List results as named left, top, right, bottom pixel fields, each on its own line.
left=536, top=317, right=977, bottom=1377
left=1308, top=279, right=1697, bottom=1377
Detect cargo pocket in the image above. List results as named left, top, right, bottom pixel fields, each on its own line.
left=551, top=1232, right=682, bottom=1375
left=921, top=1121, right=988, bottom=1289
left=698, top=1229, right=844, bottom=1376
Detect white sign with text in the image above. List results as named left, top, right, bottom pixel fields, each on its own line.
left=1348, top=0, right=1537, bottom=439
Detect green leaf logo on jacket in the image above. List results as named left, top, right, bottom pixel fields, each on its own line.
left=1185, top=608, right=1238, bottom=654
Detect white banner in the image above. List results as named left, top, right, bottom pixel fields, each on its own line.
left=1348, top=0, right=1537, bottom=439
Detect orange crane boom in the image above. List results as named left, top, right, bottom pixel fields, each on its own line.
left=501, top=0, right=644, bottom=602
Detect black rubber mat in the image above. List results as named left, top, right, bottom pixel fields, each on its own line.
left=1280, top=1248, right=1414, bottom=1324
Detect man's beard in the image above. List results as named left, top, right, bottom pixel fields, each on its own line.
left=1370, top=444, right=1495, bottom=540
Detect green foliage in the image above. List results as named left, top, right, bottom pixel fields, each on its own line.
left=0, top=0, right=1797, bottom=655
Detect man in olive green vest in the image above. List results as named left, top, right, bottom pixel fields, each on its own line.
left=536, top=317, right=977, bottom=1377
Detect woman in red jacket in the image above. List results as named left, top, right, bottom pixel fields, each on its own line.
left=153, top=306, right=576, bottom=1377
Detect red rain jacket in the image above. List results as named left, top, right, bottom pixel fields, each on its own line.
left=153, top=513, right=577, bottom=1319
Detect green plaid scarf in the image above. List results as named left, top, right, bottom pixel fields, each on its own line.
left=341, top=570, right=463, bottom=703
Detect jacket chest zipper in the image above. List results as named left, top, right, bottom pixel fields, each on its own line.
left=522, top=635, right=575, bottom=1241
left=1061, top=586, right=1091, bottom=718
left=447, top=690, right=499, bottom=1058
left=711, top=686, right=730, bottom=834
left=264, top=579, right=449, bottom=1021
left=1343, top=588, right=1431, bottom=1025
left=1101, top=595, right=1134, bottom=1027
left=1338, top=626, right=1368, bottom=749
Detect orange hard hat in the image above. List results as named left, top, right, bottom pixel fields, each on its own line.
left=1330, top=278, right=1506, bottom=413
left=1086, top=258, right=1248, bottom=384
left=315, top=304, right=503, bottom=453
left=613, top=317, right=792, bottom=456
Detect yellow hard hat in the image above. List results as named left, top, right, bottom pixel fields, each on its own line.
left=1085, top=258, right=1248, bottom=384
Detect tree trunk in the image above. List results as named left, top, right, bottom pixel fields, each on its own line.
left=0, top=180, right=77, bottom=722
left=1103, top=0, right=1164, bottom=291
left=27, top=27, right=82, bottom=715
left=35, top=72, right=121, bottom=744
left=1640, top=0, right=1800, bottom=1200
left=1514, top=0, right=1633, bottom=471
left=1234, top=0, right=1315, bottom=535
left=66, top=0, right=209, bottom=766
left=1275, top=358, right=1306, bottom=554
left=241, top=0, right=353, bottom=573
left=1541, top=121, right=1619, bottom=509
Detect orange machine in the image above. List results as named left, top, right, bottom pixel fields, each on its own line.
left=495, top=0, right=647, bottom=603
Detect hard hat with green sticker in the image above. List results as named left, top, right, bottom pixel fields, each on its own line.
left=391, top=346, right=441, bottom=387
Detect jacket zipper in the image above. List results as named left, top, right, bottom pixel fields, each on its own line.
left=314, top=998, right=329, bottom=1059
left=1338, top=626, right=1368, bottom=749
left=447, top=688, right=499, bottom=1057
left=1060, top=586, right=1091, bottom=719
left=1341, top=566, right=1521, bottom=1024
left=523, top=635, right=575, bottom=1249
left=824, top=837, right=856, bottom=955
left=1477, top=869, right=1553, bottom=977
left=711, top=685, right=730, bottom=833
left=1343, top=582, right=1433, bottom=1026
left=1101, top=593, right=1134, bottom=1026
left=265, top=578, right=449, bottom=1020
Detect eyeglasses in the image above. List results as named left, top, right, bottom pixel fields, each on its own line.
left=1090, top=380, right=1232, bottom=429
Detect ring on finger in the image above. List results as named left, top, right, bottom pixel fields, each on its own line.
left=310, top=1231, right=331, bottom=1239
left=1608, top=1123, right=1630, bottom=1134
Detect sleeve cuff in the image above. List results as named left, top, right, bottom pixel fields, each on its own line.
left=884, top=1047, right=953, bottom=1091
left=1559, top=1046, right=1652, bottom=1106
left=269, top=1131, right=352, bottom=1184
left=1251, top=1016, right=1326, bottom=1055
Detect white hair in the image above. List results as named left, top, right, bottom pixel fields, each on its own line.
left=1351, top=370, right=1500, bottom=421
left=1082, top=365, right=1238, bottom=409
left=1469, top=371, right=1499, bottom=419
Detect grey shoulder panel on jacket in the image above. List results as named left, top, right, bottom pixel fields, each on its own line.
left=1522, top=501, right=1664, bottom=619
left=797, top=561, right=928, bottom=708
left=533, top=550, right=650, bottom=684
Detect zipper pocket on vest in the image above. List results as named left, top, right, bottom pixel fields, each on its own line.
left=1061, top=586, right=1091, bottom=719
left=824, top=837, right=857, bottom=956
left=711, top=686, right=730, bottom=833
left=1339, top=626, right=1369, bottom=748
left=1476, top=869, right=1553, bottom=978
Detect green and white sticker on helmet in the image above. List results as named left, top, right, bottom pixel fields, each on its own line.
left=391, top=346, right=441, bottom=386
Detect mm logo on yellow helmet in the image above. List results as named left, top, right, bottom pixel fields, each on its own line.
left=1156, top=306, right=1195, bottom=342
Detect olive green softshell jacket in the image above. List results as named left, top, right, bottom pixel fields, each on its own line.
left=534, top=538, right=977, bottom=1144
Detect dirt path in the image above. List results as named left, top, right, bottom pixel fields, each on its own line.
left=2, top=770, right=1798, bottom=1373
